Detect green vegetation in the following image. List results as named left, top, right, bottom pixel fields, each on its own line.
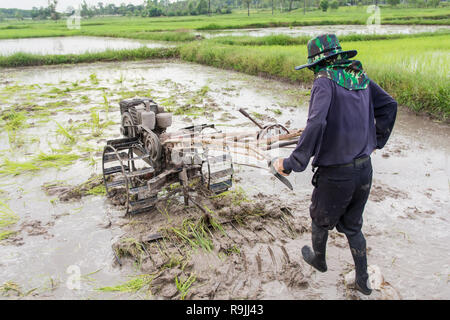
left=0, top=47, right=179, bottom=68
left=97, top=274, right=154, bottom=293
left=0, top=6, right=448, bottom=41
left=180, top=34, right=450, bottom=119
left=0, top=201, right=19, bottom=241
left=210, top=30, right=450, bottom=46
left=175, top=273, right=196, bottom=300
left=0, top=152, right=80, bottom=176
left=170, top=218, right=214, bottom=252
left=0, top=6, right=448, bottom=121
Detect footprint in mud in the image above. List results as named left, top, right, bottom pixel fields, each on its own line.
left=400, top=206, right=435, bottom=219
left=369, top=181, right=409, bottom=203
left=20, top=220, right=54, bottom=238
left=343, top=265, right=402, bottom=300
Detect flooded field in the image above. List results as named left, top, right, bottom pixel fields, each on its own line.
left=0, top=60, right=448, bottom=300
left=198, top=24, right=450, bottom=38
left=0, top=37, right=173, bottom=56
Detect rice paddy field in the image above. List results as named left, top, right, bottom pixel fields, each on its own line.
left=0, top=5, right=449, bottom=301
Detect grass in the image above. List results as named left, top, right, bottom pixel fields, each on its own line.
left=0, top=46, right=180, bottom=68
left=0, top=7, right=447, bottom=41
left=180, top=34, right=450, bottom=119
left=210, top=30, right=450, bottom=46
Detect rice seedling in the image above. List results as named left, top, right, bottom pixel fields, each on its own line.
left=211, top=186, right=250, bottom=206
left=270, top=108, right=282, bottom=115
left=0, top=152, right=79, bottom=176
left=97, top=274, right=155, bottom=294
left=0, top=230, right=17, bottom=241
left=0, top=201, right=18, bottom=229
left=0, top=200, right=19, bottom=241
left=102, top=91, right=110, bottom=113
left=1, top=110, right=28, bottom=144
left=175, top=273, right=196, bottom=300
left=90, top=110, right=103, bottom=137
left=55, top=121, right=76, bottom=145
left=89, top=73, right=99, bottom=85
left=115, top=73, right=126, bottom=85
left=115, top=237, right=147, bottom=267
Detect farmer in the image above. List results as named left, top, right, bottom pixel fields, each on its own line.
left=272, top=34, right=397, bottom=295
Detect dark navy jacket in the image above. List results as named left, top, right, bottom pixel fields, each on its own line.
left=283, top=77, right=397, bottom=172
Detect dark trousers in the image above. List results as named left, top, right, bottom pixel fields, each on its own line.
left=310, top=157, right=372, bottom=249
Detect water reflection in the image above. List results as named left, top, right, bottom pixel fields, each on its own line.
left=0, top=36, right=173, bottom=56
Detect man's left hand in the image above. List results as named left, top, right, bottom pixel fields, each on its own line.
left=273, top=158, right=289, bottom=176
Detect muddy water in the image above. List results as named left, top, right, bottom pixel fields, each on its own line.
left=0, top=36, right=173, bottom=56
left=198, top=24, right=450, bottom=38
left=0, top=60, right=448, bottom=300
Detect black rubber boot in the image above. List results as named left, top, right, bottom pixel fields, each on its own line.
left=348, top=233, right=372, bottom=295
left=302, top=221, right=328, bottom=272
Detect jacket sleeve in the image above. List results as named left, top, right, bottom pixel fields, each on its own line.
left=370, top=81, right=398, bottom=149
left=283, top=78, right=332, bottom=173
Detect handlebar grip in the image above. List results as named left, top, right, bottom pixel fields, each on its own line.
left=239, top=108, right=250, bottom=118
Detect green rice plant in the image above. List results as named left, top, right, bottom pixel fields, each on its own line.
left=271, top=108, right=282, bottom=115
left=115, top=73, right=126, bottom=85
left=171, top=225, right=198, bottom=249
left=1, top=110, right=28, bottom=144
left=0, top=201, right=19, bottom=241
left=180, top=34, right=450, bottom=119
left=0, top=230, right=17, bottom=241
left=115, top=237, right=146, bottom=267
left=102, top=91, right=110, bottom=113
left=0, top=201, right=19, bottom=229
left=187, top=221, right=213, bottom=252
left=33, top=152, right=80, bottom=169
left=97, top=274, right=154, bottom=293
left=85, top=184, right=106, bottom=196
left=90, top=110, right=103, bottom=137
left=203, top=206, right=227, bottom=237
left=55, top=121, right=76, bottom=145
left=80, top=95, right=90, bottom=103
left=175, top=273, right=196, bottom=300
left=173, top=105, right=205, bottom=116
left=211, top=186, right=250, bottom=206
left=0, top=152, right=79, bottom=176
left=89, top=73, right=99, bottom=85
left=0, top=159, right=40, bottom=176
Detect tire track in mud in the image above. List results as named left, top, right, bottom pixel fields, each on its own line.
left=109, top=188, right=314, bottom=299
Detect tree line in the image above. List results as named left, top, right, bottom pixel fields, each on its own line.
left=0, top=0, right=445, bottom=21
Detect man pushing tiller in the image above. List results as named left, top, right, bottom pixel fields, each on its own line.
left=273, top=34, right=397, bottom=295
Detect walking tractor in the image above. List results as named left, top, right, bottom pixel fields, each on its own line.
left=102, top=98, right=303, bottom=215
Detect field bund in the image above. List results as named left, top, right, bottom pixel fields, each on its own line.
left=0, top=31, right=449, bottom=120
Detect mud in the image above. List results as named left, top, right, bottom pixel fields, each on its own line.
left=0, top=60, right=448, bottom=300
left=42, top=174, right=104, bottom=202
left=109, top=186, right=312, bottom=300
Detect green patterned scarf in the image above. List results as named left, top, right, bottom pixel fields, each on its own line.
left=310, top=55, right=370, bottom=91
